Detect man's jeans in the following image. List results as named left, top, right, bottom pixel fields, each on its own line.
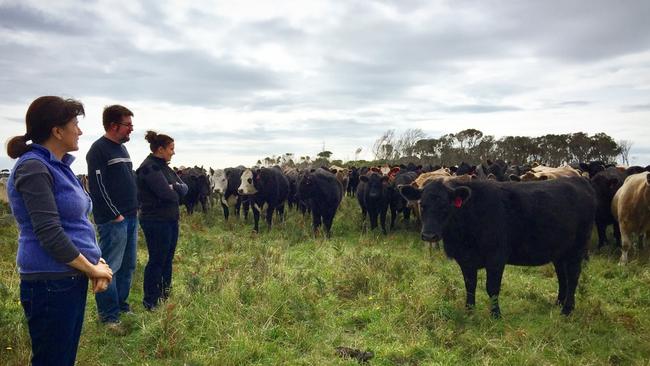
left=95, top=215, right=138, bottom=322
left=140, top=219, right=179, bottom=310
left=20, top=275, right=88, bottom=366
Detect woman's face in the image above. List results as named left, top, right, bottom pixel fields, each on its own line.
left=157, top=141, right=175, bottom=162
left=57, top=117, right=83, bottom=152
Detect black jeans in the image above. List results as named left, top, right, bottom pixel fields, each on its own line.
left=140, top=219, right=179, bottom=309
left=20, top=275, right=88, bottom=366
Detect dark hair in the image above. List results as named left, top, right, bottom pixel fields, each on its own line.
left=145, top=130, right=174, bottom=153
left=6, top=96, right=85, bottom=159
left=102, top=105, right=134, bottom=131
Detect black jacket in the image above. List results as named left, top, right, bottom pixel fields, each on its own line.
left=136, top=155, right=188, bottom=221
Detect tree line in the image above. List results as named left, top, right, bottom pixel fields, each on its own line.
left=256, top=128, right=633, bottom=169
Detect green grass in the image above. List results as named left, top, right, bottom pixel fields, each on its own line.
left=1, top=198, right=650, bottom=365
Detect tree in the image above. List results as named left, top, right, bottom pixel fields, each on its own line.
left=372, top=129, right=396, bottom=160
left=354, top=147, right=362, bottom=160
left=395, top=128, right=427, bottom=157
left=317, top=151, right=333, bottom=160
left=618, top=140, right=633, bottom=166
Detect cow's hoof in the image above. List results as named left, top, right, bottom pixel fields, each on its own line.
left=490, top=309, right=501, bottom=319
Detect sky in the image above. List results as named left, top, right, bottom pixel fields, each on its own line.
left=1, top=0, right=650, bottom=174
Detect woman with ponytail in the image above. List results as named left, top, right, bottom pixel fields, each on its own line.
left=135, top=130, right=188, bottom=310
left=6, top=96, right=113, bottom=365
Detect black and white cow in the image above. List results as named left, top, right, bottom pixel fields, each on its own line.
left=400, top=177, right=596, bottom=317
left=210, top=166, right=249, bottom=221
left=238, top=167, right=289, bottom=232
left=297, top=168, right=343, bottom=238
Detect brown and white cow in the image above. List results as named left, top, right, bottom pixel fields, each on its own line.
left=612, top=172, right=650, bottom=264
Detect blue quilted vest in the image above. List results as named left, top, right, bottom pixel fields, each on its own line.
left=7, top=144, right=101, bottom=275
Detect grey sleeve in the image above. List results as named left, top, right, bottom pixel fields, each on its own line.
left=14, top=160, right=81, bottom=263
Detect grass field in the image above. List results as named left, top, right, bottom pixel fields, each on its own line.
left=1, top=197, right=650, bottom=365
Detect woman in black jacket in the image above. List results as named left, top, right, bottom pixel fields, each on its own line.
left=136, top=131, right=188, bottom=310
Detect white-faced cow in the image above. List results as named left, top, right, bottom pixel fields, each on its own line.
left=612, top=172, right=650, bottom=264
left=400, top=177, right=596, bottom=317
left=238, top=167, right=289, bottom=232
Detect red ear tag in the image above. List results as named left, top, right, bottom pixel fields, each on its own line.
left=454, top=197, right=463, bottom=208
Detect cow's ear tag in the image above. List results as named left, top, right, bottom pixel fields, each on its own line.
left=454, top=196, right=463, bottom=208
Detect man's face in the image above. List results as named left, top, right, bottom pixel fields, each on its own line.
left=113, top=116, right=133, bottom=143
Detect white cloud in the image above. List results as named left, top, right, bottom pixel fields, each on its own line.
left=1, top=0, right=650, bottom=173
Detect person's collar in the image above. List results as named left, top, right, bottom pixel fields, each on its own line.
left=29, top=143, right=75, bottom=166
left=149, top=153, right=168, bottom=164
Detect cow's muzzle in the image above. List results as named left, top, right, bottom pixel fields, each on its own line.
left=421, top=232, right=440, bottom=242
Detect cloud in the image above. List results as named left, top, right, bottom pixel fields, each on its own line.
left=621, top=104, right=650, bottom=112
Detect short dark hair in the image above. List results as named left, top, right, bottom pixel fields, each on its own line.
left=145, top=130, right=174, bottom=153
left=102, top=105, right=134, bottom=131
left=7, top=96, right=85, bottom=159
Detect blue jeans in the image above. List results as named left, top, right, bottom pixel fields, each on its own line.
left=140, top=219, right=179, bottom=309
left=95, top=215, right=138, bottom=322
left=20, top=275, right=88, bottom=366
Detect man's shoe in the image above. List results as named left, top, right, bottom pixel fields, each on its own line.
left=105, top=321, right=126, bottom=336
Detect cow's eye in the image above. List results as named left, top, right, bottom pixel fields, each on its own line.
left=247, top=178, right=252, bottom=184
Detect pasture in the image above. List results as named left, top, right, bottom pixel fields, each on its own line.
left=1, top=197, right=650, bottom=365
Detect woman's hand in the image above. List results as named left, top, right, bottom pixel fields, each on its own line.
left=89, top=257, right=113, bottom=281
left=91, top=277, right=110, bottom=293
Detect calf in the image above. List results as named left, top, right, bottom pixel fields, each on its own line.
left=400, top=177, right=596, bottom=317
left=297, top=168, right=343, bottom=238
left=388, top=171, right=417, bottom=230
left=612, top=172, right=650, bottom=264
left=357, top=171, right=390, bottom=234
left=238, top=167, right=289, bottom=232
left=178, top=167, right=211, bottom=214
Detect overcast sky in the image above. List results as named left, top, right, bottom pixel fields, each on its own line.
left=1, top=0, right=650, bottom=173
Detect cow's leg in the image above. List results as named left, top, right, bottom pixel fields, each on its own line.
left=234, top=198, right=241, bottom=218
left=459, top=264, right=477, bottom=311
left=276, top=204, right=285, bottom=223
left=368, top=209, right=378, bottom=231
left=265, top=204, right=274, bottom=230
left=595, top=219, right=607, bottom=248
left=389, top=207, right=397, bottom=230
left=252, top=204, right=260, bottom=232
left=242, top=199, right=250, bottom=221
left=619, top=226, right=632, bottom=265
left=562, top=256, right=583, bottom=315
left=379, top=208, right=387, bottom=235
left=613, top=222, right=622, bottom=247
left=403, top=207, right=411, bottom=223
left=323, top=212, right=335, bottom=239
left=312, top=212, right=322, bottom=236
left=553, top=260, right=568, bottom=306
left=485, top=264, right=505, bottom=318
left=221, top=203, right=230, bottom=221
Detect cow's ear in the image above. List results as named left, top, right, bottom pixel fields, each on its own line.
left=579, top=163, right=589, bottom=173
left=360, top=175, right=369, bottom=182
left=487, top=173, right=496, bottom=180
left=210, top=168, right=214, bottom=174
left=452, top=186, right=471, bottom=207
left=399, top=184, right=421, bottom=201
left=538, top=175, right=549, bottom=181
left=509, top=174, right=521, bottom=182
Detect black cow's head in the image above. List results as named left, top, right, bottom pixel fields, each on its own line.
left=399, top=181, right=471, bottom=242
left=360, top=172, right=388, bottom=199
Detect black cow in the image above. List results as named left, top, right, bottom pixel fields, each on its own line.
left=357, top=171, right=390, bottom=234
left=591, top=167, right=625, bottom=248
left=297, top=168, right=343, bottom=238
left=347, top=167, right=360, bottom=197
left=388, top=171, right=417, bottom=230
left=238, top=167, right=289, bottom=232
left=400, top=177, right=596, bottom=317
left=178, top=167, right=211, bottom=215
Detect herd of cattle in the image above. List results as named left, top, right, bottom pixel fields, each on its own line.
left=1, top=160, right=650, bottom=317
